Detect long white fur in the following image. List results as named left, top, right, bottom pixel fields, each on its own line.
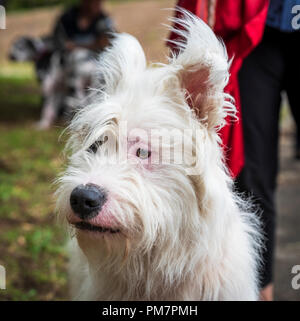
left=56, top=9, right=262, bottom=300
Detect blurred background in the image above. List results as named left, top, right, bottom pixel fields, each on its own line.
left=0, top=0, right=299, bottom=300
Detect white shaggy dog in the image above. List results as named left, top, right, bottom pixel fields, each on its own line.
left=56, top=10, right=261, bottom=301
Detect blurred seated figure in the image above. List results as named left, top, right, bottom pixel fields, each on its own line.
left=54, top=0, right=113, bottom=52
left=9, top=0, right=115, bottom=129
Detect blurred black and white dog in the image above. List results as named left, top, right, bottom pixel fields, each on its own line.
left=9, top=36, right=54, bottom=82
left=10, top=36, right=96, bottom=129
left=56, top=10, right=261, bottom=300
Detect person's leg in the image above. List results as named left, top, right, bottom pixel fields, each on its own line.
left=284, top=32, right=300, bottom=160
left=236, top=27, right=286, bottom=300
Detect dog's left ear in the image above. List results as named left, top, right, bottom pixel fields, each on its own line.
left=168, top=9, right=235, bottom=129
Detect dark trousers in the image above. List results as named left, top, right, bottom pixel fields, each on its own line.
left=236, top=26, right=300, bottom=289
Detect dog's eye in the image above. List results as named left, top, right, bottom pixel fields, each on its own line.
left=88, top=136, right=108, bottom=153
left=136, top=148, right=151, bottom=159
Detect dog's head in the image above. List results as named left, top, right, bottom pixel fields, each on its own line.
left=9, top=37, right=40, bottom=62
left=56, top=10, right=234, bottom=264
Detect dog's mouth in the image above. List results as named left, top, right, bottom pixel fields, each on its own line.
left=74, top=221, right=120, bottom=234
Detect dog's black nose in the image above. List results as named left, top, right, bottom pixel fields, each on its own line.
left=70, top=184, right=107, bottom=220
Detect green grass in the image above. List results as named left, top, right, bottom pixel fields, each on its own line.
left=0, top=63, right=41, bottom=123
left=0, top=62, right=68, bottom=300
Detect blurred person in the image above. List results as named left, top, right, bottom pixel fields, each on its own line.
left=237, top=0, right=300, bottom=301
left=169, top=0, right=300, bottom=301
left=53, top=0, right=114, bottom=52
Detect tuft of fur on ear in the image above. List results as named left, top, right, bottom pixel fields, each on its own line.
left=168, top=8, right=235, bottom=130
left=95, top=33, right=146, bottom=95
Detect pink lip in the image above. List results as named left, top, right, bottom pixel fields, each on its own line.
left=72, top=221, right=120, bottom=234
left=67, top=208, right=119, bottom=231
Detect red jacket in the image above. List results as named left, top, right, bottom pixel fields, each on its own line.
left=169, top=0, right=269, bottom=177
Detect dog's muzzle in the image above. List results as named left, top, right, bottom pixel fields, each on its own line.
left=70, top=184, right=107, bottom=220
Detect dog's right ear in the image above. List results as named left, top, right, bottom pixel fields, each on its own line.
left=168, top=9, right=235, bottom=130
left=96, top=33, right=146, bottom=95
